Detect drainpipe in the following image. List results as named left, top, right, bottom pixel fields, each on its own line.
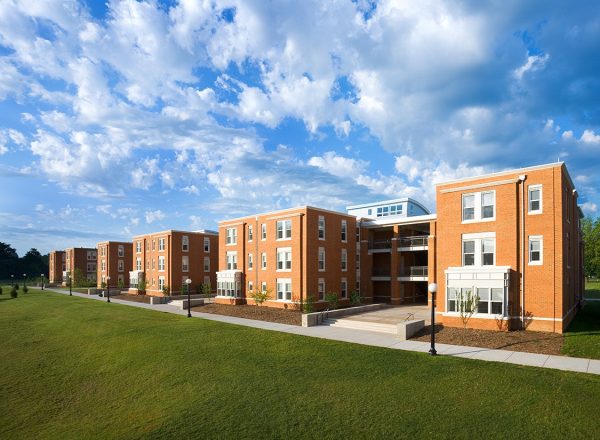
left=519, top=174, right=527, bottom=329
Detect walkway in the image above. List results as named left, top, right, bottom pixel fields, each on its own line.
left=45, top=288, right=600, bottom=376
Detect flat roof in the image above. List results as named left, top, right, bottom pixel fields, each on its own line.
left=219, top=205, right=356, bottom=225
left=359, top=213, right=437, bottom=228
left=133, top=229, right=218, bottom=238
left=346, top=197, right=431, bottom=215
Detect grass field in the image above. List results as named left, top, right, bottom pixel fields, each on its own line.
left=1, top=289, right=600, bottom=439
left=585, top=280, right=600, bottom=299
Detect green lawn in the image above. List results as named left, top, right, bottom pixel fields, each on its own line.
left=1, top=289, right=600, bottom=439
left=585, top=280, right=600, bottom=299
left=563, top=302, right=600, bottom=359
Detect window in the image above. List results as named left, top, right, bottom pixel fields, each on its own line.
left=146, top=259, right=150, bottom=270
left=118, top=274, right=124, bottom=284
left=341, top=278, right=347, bottom=298
left=158, top=238, right=165, bottom=251
left=87, top=263, right=96, bottom=272
left=318, top=216, right=325, bottom=239
left=276, top=248, right=292, bottom=271
left=318, top=279, right=325, bottom=300
left=341, top=249, right=347, bottom=271
left=226, top=228, right=237, bottom=245
left=152, top=240, right=155, bottom=251
left=101, top=246, right=106, bottom=257
left=204, top=257, right=210, bottom=272
left=482, top=239, right=495, bottom=266
left=368, top=208, right=372, bottom=215
left=204, top=237, right=210, bottom=252
left=204, top=276, right=210, bottom=285
left=136, top=257, right=142, bottom=271
left=118, top=260, right=124, bottom=272
left=341, top=220, right=347, bottom=241
left=226, top=251, right=237, bottom=270
left=529, top=236, right=543, bottom=265
left=248, top=281, right=253, bottom=292
left=152, top=259, right=155, bottom=270
left=118, top=245, right=124, bottom=257
left=463, top=241, right=475, bottom=266
left=356, top=253, right=360, bottom=269
left=276, top=279, right=292, bottom=301
left=462, top=191, right=496, bottom=222
left=88, top=251, right=96, bottom=260
left=261, top=224, right=266, bottom=240
left=182, top=235, right=189, bottom=251
left=261, top=253, right=267, bottom=269
left=248, top=253, right=253, bottom=270
left=318, top=247, right=325, bottom=271
left=261, top=281, right=267, bottom=292
left=158, top=277, right=165, bottom=291
left=158, top=256, right=165, bottom=271
left=276, top=220, right=292, bottom=239
left=528, top=184, right=542, bottom=213
left=376, top=204, right=403, bottom=217
left=182, top=256, right=189, bottom=272
left=248, top=225, right=253, bottom=241
left=101, top=260, right=106, bottom=271
left=136, top=241, right=142, bottom=253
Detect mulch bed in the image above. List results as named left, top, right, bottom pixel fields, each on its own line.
left=109, top=294, right=152, bottom=304
left=411, top=325, right=563, bottom=355
left=191, top=303, right=302, bottom=326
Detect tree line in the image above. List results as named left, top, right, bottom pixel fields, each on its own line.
left=582, top=217, right=600, bottom=279
left=0, top=242, right=48, bottom=281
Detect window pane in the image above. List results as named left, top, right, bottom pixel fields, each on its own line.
left=464, top=254, right=475, bottom=266
left=482, top=205, right=494, bottom=218
left=448, top=288, right=458, bottom=299
left=491, top=288, right=503, bottom=302
left=491, top=302, right=503, bottom=314
left=463, top=195, right=475, bottom=208
left=530, top=240, right=540, bottom=252
left=463, top=241, right=475, bottom=253
left=482, top=192, right=494, bottom=206
left=477, top=301, right=489, bottom=314
left=448, top=300, right=456, bottom=312
left=482, top=252, right=494, bottom=265
left=477, top=288, right=490, bottom=301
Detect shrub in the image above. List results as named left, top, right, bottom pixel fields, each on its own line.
left=325, top=292, right=339, bottom=310
left=349, top=290, right=362, bottom=306
left=250, top=288, right=271, bottom=306
left=117, top=279, right=124, bottom=290
left=201, top=282, right=212, bottom=296
left=101, top=282, right=106, bottom=289
left=10, top=287, right=18, bottom=298
left=303, top=295, right=315, bottom=313
left=457, top=288, right=479, bottom=330
left=162, top=285, right=170, bottom=296
left=22, top=285, right=28, bottom=294
left=14, top=283, right=19, bottom=290
left=138, top=279, right=147, bottom=293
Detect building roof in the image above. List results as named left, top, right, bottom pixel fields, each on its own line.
left=346, top=197, right=431, bottom=215
left=218, top=205, right=356, bottom=225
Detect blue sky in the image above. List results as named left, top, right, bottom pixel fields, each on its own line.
left=1, top=0, right=599, bottom=256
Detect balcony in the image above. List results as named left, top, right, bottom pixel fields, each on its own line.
left=368, top=239, right=392, bottom=253
left=398, top=266, right=428, bottom=281
left=398, top=235, right=428, bottom=251
left=371, top=267, right=391, bottom=277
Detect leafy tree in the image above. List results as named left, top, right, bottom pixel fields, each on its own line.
left=325, top=292, right=339, bottom=310
left=0, top=242, right=19, bottom=279
left=250, top=287, right=272, bottom=306
left=582, top=217, right=600, bottom=279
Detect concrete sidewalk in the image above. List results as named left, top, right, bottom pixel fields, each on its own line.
left=45, top=287, right=600, bottom=376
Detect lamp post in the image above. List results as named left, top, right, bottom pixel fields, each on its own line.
left=11, top=274, right=14, bottom=287
left=428, top=283, right=438, bottom=356
left=23, top=273, right=26, bottom=289
left=41, top=274, right=45, bottom=290
left=106, top=276, right=111, bottom=303
left=69, top=274, right=72, bottom=296
left=185, top=278, right=192, bottom=318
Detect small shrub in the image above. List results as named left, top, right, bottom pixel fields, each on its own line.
left=117, top=279, right=124, bottom=290
left=303, top=295, right=315, bottom=313
left=250, top=288, right=271, bottom=306
left=349, top=290, right=362, bottom=306
left=22, top=285, right=28, bottom=294
left=10, top=287, right=18, bottom=298
left=201, top=282, right=212, bottom=296
left=101, top=282, right=106, bottom=289
left=138, top=279, right=147, bottom=293
left=162, top=285, right=170, bottom=296
left=14, top=283, right=19, bottom=290
left=325, top=292, right=339, bottom=310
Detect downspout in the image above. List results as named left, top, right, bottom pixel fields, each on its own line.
left=519, top=174, right=527, bottom=329
left=255, top=216, right=259, bottom=290
left=299, top=213, right=304, bottom=307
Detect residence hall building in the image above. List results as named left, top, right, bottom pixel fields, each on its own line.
left=216, top=207, right=357, bottom=309
left=96, top=241, right=133, bottom=288
left=128, top=230, right=218, bottom=296
left=48, top=250, right=66, bottom=284
left=63, top=247, right=97, bottom=285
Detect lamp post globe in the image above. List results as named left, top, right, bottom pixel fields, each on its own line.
left=23, top=274, right=26, bottom=289
left=428, top=283, right=438, bottom=356
left=106, top=276, right=111, bottom=303
left=185, top=278, right=192, bottom=318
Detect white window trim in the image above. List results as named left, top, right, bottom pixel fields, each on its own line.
left=204, top=237, right=210, bottom=253
left=158, top=256, right=165, bottom=272
left=341, top=277, right=347, bottom=298
left=462, top=233, right=496, bottom=267
left=318, top=278, right=325, bottom=301
left=341, top=220, right=347, bottom=243
left=182, top=235, right=189, bottom=252
left=248, top=225, right=253, bottom=242
left=318, top=215, right=325, bottom=240
left=248, top=253, right=253, bottom=270
left=276, top=220, right=292, bottom=241
left=276, top=247, right=292, bottom=272
left=226, top=228, right=238, bottom=245
left=528, top=235, right=543, bottom=266
left=204, top=256, right=210, bottom=272
left=462, top=190, right=496, bottom=224
left=261, top=252, right=267, bottom=270
left=276, top=278, right=293, bottom=302
left=226, top=251, right=238, bottom=270
left=341, top=249, right=348, bottom=272
left=261, top=224, right=267, bottom=241
left=528, top=184, right=543, bottom=215
left=318, top=247, right=325, bottom=272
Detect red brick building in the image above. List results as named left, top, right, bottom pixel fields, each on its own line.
left=48, top=250, right=65, bottom=284
left=64, top=247, right=97, bottom=285
left=96, top=241, right=133, bottom=288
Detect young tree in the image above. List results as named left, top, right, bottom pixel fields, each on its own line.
left=250, top=287, right=272, bottom=306
left=582, top=217, right=600, bottom=279
left=457, top=288, right=479, bottom=330
left=325, top=292, right=339, bottom=310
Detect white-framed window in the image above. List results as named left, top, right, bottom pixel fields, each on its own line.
left=101, top=260, right=106, bottom=271
left=248, top=253, right=253, bottom=270
left=261, top=224, right=267, bottom=240
left=341, top=278, right=347, bottom=298
left=248, top=281, right=253, bottom=292
left=318, top=278, right=325, bottom=300
left=152, top=259, right=155, bottom=270
left=226, top=251, right=237, bottom=270
left=136, top=257, right=142, bottom=271
left=204, top=237, right=210, bottom=252
left=276, top=278, right=292, bottom=301
left=158, top=256, right=165, bottom=271
left=135, top=241, right=142, bottom=253
left=276, top=247, right=292, bottom=271
left=261, top=281, right=267, bottom=292
left=118, top=245, right=124, bottom=257
left=204, top=256, right=210, bottom=272
left=158, top=276, right=165, bottom=291
left=462, top=233, right=496, bottom=267
left=158, top=238, right=165, bottom=251
left=318, top=216, right=325, bottom=239
left=529, top=236, right=543, bottom=265
left=276, top=220, right=292, bottom=240
left=341, top=220, right=347, bottom=242
left=182, top=255, right=189, bottom=272
left=528, top=184, right=542, bottom=214
left=318, top=247, right=325, bottom=271
left=462, top=191, right=496, bottom=222
left=476, top=287, right=504, bottom=315
left=182, top=235, right=189, bottom=252
left=226, top=227, right=237, bottom=245
left=341, top=249, right=347, bottom=271
left=248, top=225, right=253, bottom=241
left=152, top=240, right=155, bottom=251
left=261, top=252, right=267, bottom=269
left=101, top=246, right=106, bottom=257
left=118, top=260, right=124, bottom=272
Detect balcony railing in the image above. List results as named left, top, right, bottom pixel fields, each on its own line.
left=371, top=268, right=391, bottom=277
left=398, top=266, right=428, bottom=277
left=368, top=239, right=392, bottom=250
left=399, top=235, right=428, bottom=248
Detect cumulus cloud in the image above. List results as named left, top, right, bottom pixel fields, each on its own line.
left=145, top=210, right=165, bottom=224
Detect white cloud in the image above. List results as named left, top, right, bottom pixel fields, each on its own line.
left=513, top=54, right=550, bottom=81
left=308, top=151, right=367, bottom=178
left=581, top=202, right=598, bottom=215
left=580, top=129, right=600, bottom=145
left=145, top=210, right=165, bottom=224
left=182, top=185, right=199, bottom=195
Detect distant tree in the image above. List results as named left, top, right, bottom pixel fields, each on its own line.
left=0, top=242, right=19, bottom=279
left=22, top=248, right=46, bottom=279
left=582, top=217, right=600, bottom=279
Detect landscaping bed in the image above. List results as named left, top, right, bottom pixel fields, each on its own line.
left=109, top=293, right=152, bottom=304
left=411, top=325, right=564, bottom=355
left=192, top=303, right=302, bottom=326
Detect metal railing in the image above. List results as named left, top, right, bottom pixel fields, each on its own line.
left=399, top=235, right=428, bottom=248
left=398, top=266, right=428, bottom=277
left=368, top=239, right=392, bottom=250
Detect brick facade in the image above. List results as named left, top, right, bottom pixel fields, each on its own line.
left=96, top=241, right=133, bottom=288
left=64, top=247, right=97, bottom=285
left=48, top=250, right=65, bottom=284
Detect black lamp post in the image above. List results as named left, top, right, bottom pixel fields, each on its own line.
left=23, top=273, right=26, bottom=289
left=428, top=283, right=438, bottom=356
left=106, top=276, right=111, bottom=303
left=11, top=274, right=14, bottom=287
left=41, top=273, right=45, bottom=290
left=186, top=278, right=192, bottom=318
left=69, top=274, right=72, bottom=296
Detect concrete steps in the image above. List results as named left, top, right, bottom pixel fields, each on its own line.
left=323, top=317, right=397, bottom=334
